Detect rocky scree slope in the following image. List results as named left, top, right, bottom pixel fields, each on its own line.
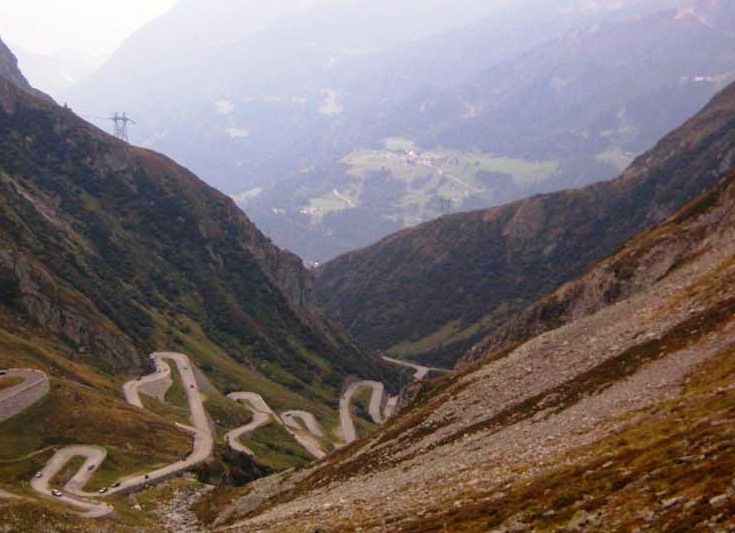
left=465, top=166, right=735, bottom=364
left=211, top=140, right=735, bottom=533
left=0, top=39, right=390, bottom=396
left=312, top=78, right=735, bottom=367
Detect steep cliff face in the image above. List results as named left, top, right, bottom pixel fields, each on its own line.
left=313, top=81, right=735, bottom=366
left=0, top=43, right=388, bottom=395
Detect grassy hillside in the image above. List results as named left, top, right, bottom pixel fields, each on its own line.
left=0, top=36, right=401, bottom=529
left=0, top=313, right=192, bottom=528
left=0, top=62, right=395, bottom=398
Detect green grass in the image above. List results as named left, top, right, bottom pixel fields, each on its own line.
left=388, top=319, right=464, bottom=357
left=335, top=146, right=559, bottom=227
left=238, top=422, right=312, bottom=471
left=388, top=300, right=523, bottom=359
left=306, top=189, right=359, bottom=220
left=164, top=363, right=190, bottom=411
left=385, top=137, right=417, bottom=152
left=140, top=394, right=191, bottom=428
left=49, top=456, right=85, bottom=489
left=343, top=147, right=558, bottom=189
left=205, top=395, right=253, bottom=438
left=0, top=375, right=24, bottom=389
left=174, top=317, right=341, bottom=423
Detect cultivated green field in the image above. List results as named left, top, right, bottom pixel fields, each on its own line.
left=318, top=140, right=560, bottom=226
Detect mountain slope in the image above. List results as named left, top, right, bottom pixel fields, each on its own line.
left=0, top=42, right=394, bottom=387
left=0, top=39, right=409, bottom=520
left=312, top=79, right=735, bottom=366
left=211, top=131, right=735, bottom=533
left=8, top=44, right=103, bottom=96
left=465, top=169, right=735, bottom=364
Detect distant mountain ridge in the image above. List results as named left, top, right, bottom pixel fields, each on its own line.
left=312, top=79, right=735, bottom=366
left=64, top=0, right=725, bottom=262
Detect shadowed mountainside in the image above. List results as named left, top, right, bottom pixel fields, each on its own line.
left=0, top=37, right=391, bottom=400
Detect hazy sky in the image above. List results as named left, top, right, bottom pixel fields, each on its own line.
left=0, top=0, right=179, bottom=58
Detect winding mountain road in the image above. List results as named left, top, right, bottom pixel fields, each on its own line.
left=31, top=445, right=112, bottom=518
left=111, top=353, right=213, bottom=492
left=6, top=351, right=434, bottom=518
left=226, top=360, right=437, bottom=452
left=0, top=369, right=50, bottom=501
left=339, top=381, right=392, bottom=444
left=122, top=356, right=173, bottom=407
left=225, top=378, right=402, bottom=455
left=26, top=352, right=213, bottom=517
left=281, top=411, right=326, bottom=439
left=280, top=410, right=328, bottom=459
left=381, top=356, right=447, bottom=381
left=225, top=393, right=275, bottom=456
left=225, top=393, right=327, bottom=459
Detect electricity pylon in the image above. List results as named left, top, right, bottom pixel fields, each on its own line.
left=108, top=112, right=135, bottom=142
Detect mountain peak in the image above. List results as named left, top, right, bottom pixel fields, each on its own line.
left=675, top=6, right=713, bottom=26
left=0, top=37, right=33, bottom=91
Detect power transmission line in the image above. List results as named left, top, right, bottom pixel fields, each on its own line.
left=108, top=112, right=135, bottom=142
left=438, top=197, right=453, bottom=213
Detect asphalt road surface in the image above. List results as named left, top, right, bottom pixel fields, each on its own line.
left=0, top=368, right=49, bottom=422
left=28, top=352, right=213, bottom=516
left=225, top=392, right=275, bottom=456
left=339, top=381, right=391, bottom=444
